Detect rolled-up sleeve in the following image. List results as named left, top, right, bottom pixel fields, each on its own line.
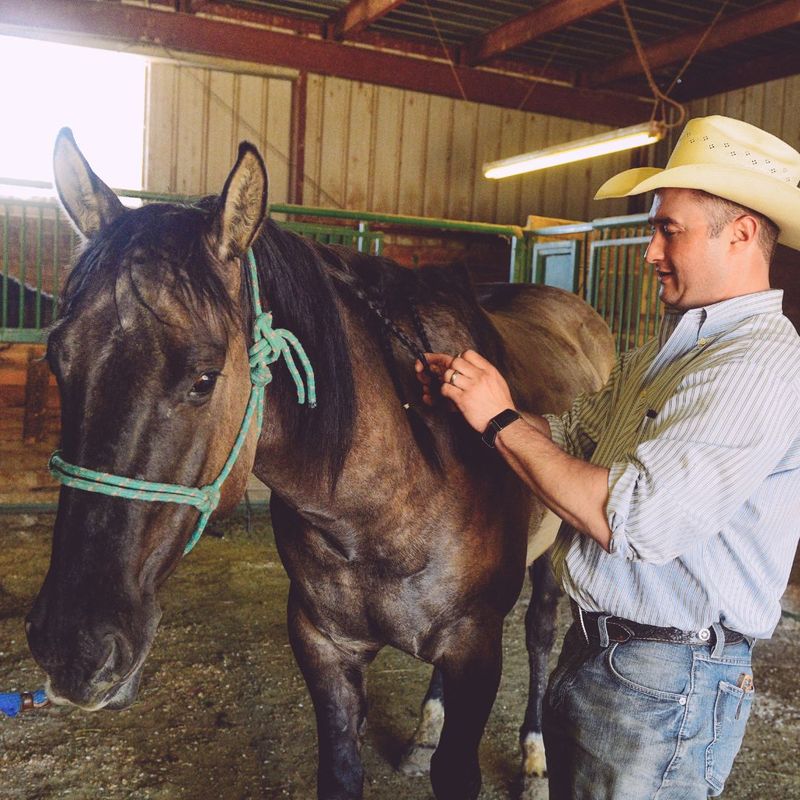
left=605, top=361, right=800, bottom=563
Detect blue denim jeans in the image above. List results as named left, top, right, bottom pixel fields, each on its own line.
left=542, top=622, right=756, bottom=799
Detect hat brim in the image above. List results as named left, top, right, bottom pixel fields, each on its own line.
left=595, top=164, right=800, bottom=250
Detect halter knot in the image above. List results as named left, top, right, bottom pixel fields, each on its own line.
left=248, top=310, right=317, bottom=407
left=196, top=485, right=221, bottom=515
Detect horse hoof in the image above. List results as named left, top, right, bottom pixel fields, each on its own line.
left=397, top=743, right=436, bottom=776
left=520, top=775, right=549, bottom=800
left=521, top=731, right=547, bottom=778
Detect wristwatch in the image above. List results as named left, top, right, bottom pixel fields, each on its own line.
left=481, top=408, right=521, bottom=448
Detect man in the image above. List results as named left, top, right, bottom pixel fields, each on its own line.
left=417, top=115, right=800, bottom=799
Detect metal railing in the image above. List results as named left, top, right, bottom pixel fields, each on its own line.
left=0, top=184, right=387, bottom=343
left=2, top=179, right=658, bottom=353
left=521, top=214, right=655, bottom=353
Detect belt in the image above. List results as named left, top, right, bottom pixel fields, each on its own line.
left=571, top=601, right=746, bottom=648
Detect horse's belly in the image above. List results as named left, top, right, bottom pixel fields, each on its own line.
left=527, top=509, right=561, bottom=565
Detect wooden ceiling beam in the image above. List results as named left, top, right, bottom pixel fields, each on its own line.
left=328, top=0, right=408, bottom=40
left=673, top=48, right=800, bottom=102
left=198, top=0, right=575, bottom=81
left=586, top=0, right=800, bottom=88
left=0, top=0, right=653, bottom=126
left=463, top=0, right=618, bottom=66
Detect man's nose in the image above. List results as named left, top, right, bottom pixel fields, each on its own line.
left=644, top=232, right=662, bottom=265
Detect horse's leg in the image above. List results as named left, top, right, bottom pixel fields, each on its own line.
left=398, top=666, right=445, bottom=775
left=429, top=620, right=503, bottom=800
left=519, top=552, right=560, bottom=800
left=287, top=587, right=374, bottom=800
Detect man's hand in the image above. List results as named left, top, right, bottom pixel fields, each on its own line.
left=415, top=349, right=515, bottom=433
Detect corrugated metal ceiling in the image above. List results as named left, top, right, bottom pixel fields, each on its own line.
left=231, top=0, right=799, bottom=101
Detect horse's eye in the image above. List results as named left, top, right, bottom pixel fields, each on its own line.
left=190, top=372, right=219, bottom=397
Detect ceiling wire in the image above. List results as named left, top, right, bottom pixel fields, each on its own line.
left=515, top=38, right=564, bottom=111
left=664, top=0, right=731, bottom=97
left=419, top=0, right=565, bottom=113
left=619, top=0, right=731, bottom=129
left=619, top=0, right=686, bottom=128
left=422, top=0, right=468, bottom=102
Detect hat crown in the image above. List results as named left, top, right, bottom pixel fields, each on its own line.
left=667, top=115, right=800, bottom=186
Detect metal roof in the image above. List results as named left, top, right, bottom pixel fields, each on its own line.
left=2, top=0, right=798, bottom=125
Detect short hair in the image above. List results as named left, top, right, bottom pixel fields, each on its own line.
left=688, top=189, right=779, bottom=263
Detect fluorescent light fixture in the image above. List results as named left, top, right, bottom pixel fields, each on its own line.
left=483, top=121, right=665, bottom=179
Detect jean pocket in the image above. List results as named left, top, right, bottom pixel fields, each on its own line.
left=606, top=640, right=689, bottom=702
left=705, top=679, right=754, bottom=795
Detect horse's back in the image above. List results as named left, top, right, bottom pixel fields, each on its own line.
left=477, top=282, right=615, bottom=416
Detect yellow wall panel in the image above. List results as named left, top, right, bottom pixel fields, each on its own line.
left=145, top=63, right=292, bottom=203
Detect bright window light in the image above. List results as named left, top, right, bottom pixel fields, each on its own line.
left=0, top=36, right=146, bottom=197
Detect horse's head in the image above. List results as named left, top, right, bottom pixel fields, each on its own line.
left=26, top=129, right=269, bottom=710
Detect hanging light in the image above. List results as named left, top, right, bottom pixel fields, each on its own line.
left=483, top=121, right=665, bottom=180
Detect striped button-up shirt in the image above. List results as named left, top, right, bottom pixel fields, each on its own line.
left=545, top=290, right=800, bottom=639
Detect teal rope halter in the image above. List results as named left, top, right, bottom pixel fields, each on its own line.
left=49, top=248, right=316, bottom=555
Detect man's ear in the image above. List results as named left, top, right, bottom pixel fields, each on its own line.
left=730, top=214, right=759, bottom=247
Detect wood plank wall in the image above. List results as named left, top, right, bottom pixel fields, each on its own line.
left=686, top=74, right=800, bottom=152
left=0, top=344, right=60, bottom=505
left=144, top=65, right=633, bottom=223
left=302, top=74, right=633, bottom=224
left=144, top=63, right=293, bottom=202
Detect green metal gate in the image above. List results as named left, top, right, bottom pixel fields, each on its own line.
left=0, top=191, right=385, bottom=344
left=520, top=214, right=655, bottom=353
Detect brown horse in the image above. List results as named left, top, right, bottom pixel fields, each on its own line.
left=26, top=130, right=615, bottom=800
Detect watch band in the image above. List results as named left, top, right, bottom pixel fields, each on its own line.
left=481, top=408, right=521, bottom=448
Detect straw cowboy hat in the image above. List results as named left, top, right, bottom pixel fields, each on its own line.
left=595, top=115, right=800, bottom=251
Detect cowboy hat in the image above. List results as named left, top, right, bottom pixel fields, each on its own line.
left=595, top=115, right=800, bottom=251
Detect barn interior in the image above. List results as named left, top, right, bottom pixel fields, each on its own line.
left=0, top=2, right=799, bottom=799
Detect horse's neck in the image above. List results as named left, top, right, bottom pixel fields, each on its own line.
left=254, top=300, right=446, bottom=516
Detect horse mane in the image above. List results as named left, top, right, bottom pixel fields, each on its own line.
left=57, top=201, right=507, bottom=488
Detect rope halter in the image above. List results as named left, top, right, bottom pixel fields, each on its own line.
left=49, top=248, right=316, bottom=555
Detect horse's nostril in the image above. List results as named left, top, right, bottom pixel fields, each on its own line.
left=93, top=633, right=129, bottom=684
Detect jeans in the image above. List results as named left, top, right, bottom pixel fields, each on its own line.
left=542, top=622, right=756, bottom=799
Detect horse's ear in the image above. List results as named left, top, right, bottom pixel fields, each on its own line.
left=211, top=142, right=268, bottom=263
left=53, top=127, right=125, bottom=239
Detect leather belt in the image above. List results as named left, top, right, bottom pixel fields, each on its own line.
left=571, top=600, right=746, bottom=647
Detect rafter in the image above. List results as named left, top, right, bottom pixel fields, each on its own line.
left=586, top=0, right=800, bottom=88
left=462, top=0, right=618, bottom=66
left=673, top=48, right=800, bottom=102
left=328, top=0, right=408, bottom=40
left=0, top=0, right=653, bottom=126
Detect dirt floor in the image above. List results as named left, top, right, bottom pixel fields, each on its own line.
left=1, top=508, right=798, bottom=800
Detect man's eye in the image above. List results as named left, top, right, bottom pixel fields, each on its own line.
left=651, top=225, right=676, bottom=238
left=190, top=372, right=220, bottom=397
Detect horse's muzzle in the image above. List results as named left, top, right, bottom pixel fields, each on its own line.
left=26, top=599, right=160, bottom=711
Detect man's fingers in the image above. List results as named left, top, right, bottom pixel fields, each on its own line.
left=459, top=349, right=493, bottom=370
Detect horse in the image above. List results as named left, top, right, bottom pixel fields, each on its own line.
left=26, top=129, right=615, bottom=800
left=0, top=274, right=55, bottom=329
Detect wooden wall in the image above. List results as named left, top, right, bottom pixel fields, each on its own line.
left=143, top=64, right=633, bottom=223
left=302, top=75, right=634, bottom=223
left=686, top=74, right=800, bottom=152
left=144, top=62, right=293, bottom=202
left=0, top=344, right=59, bottom=506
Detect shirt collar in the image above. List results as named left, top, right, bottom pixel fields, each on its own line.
left=657, top=289, right=784, bottom=345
